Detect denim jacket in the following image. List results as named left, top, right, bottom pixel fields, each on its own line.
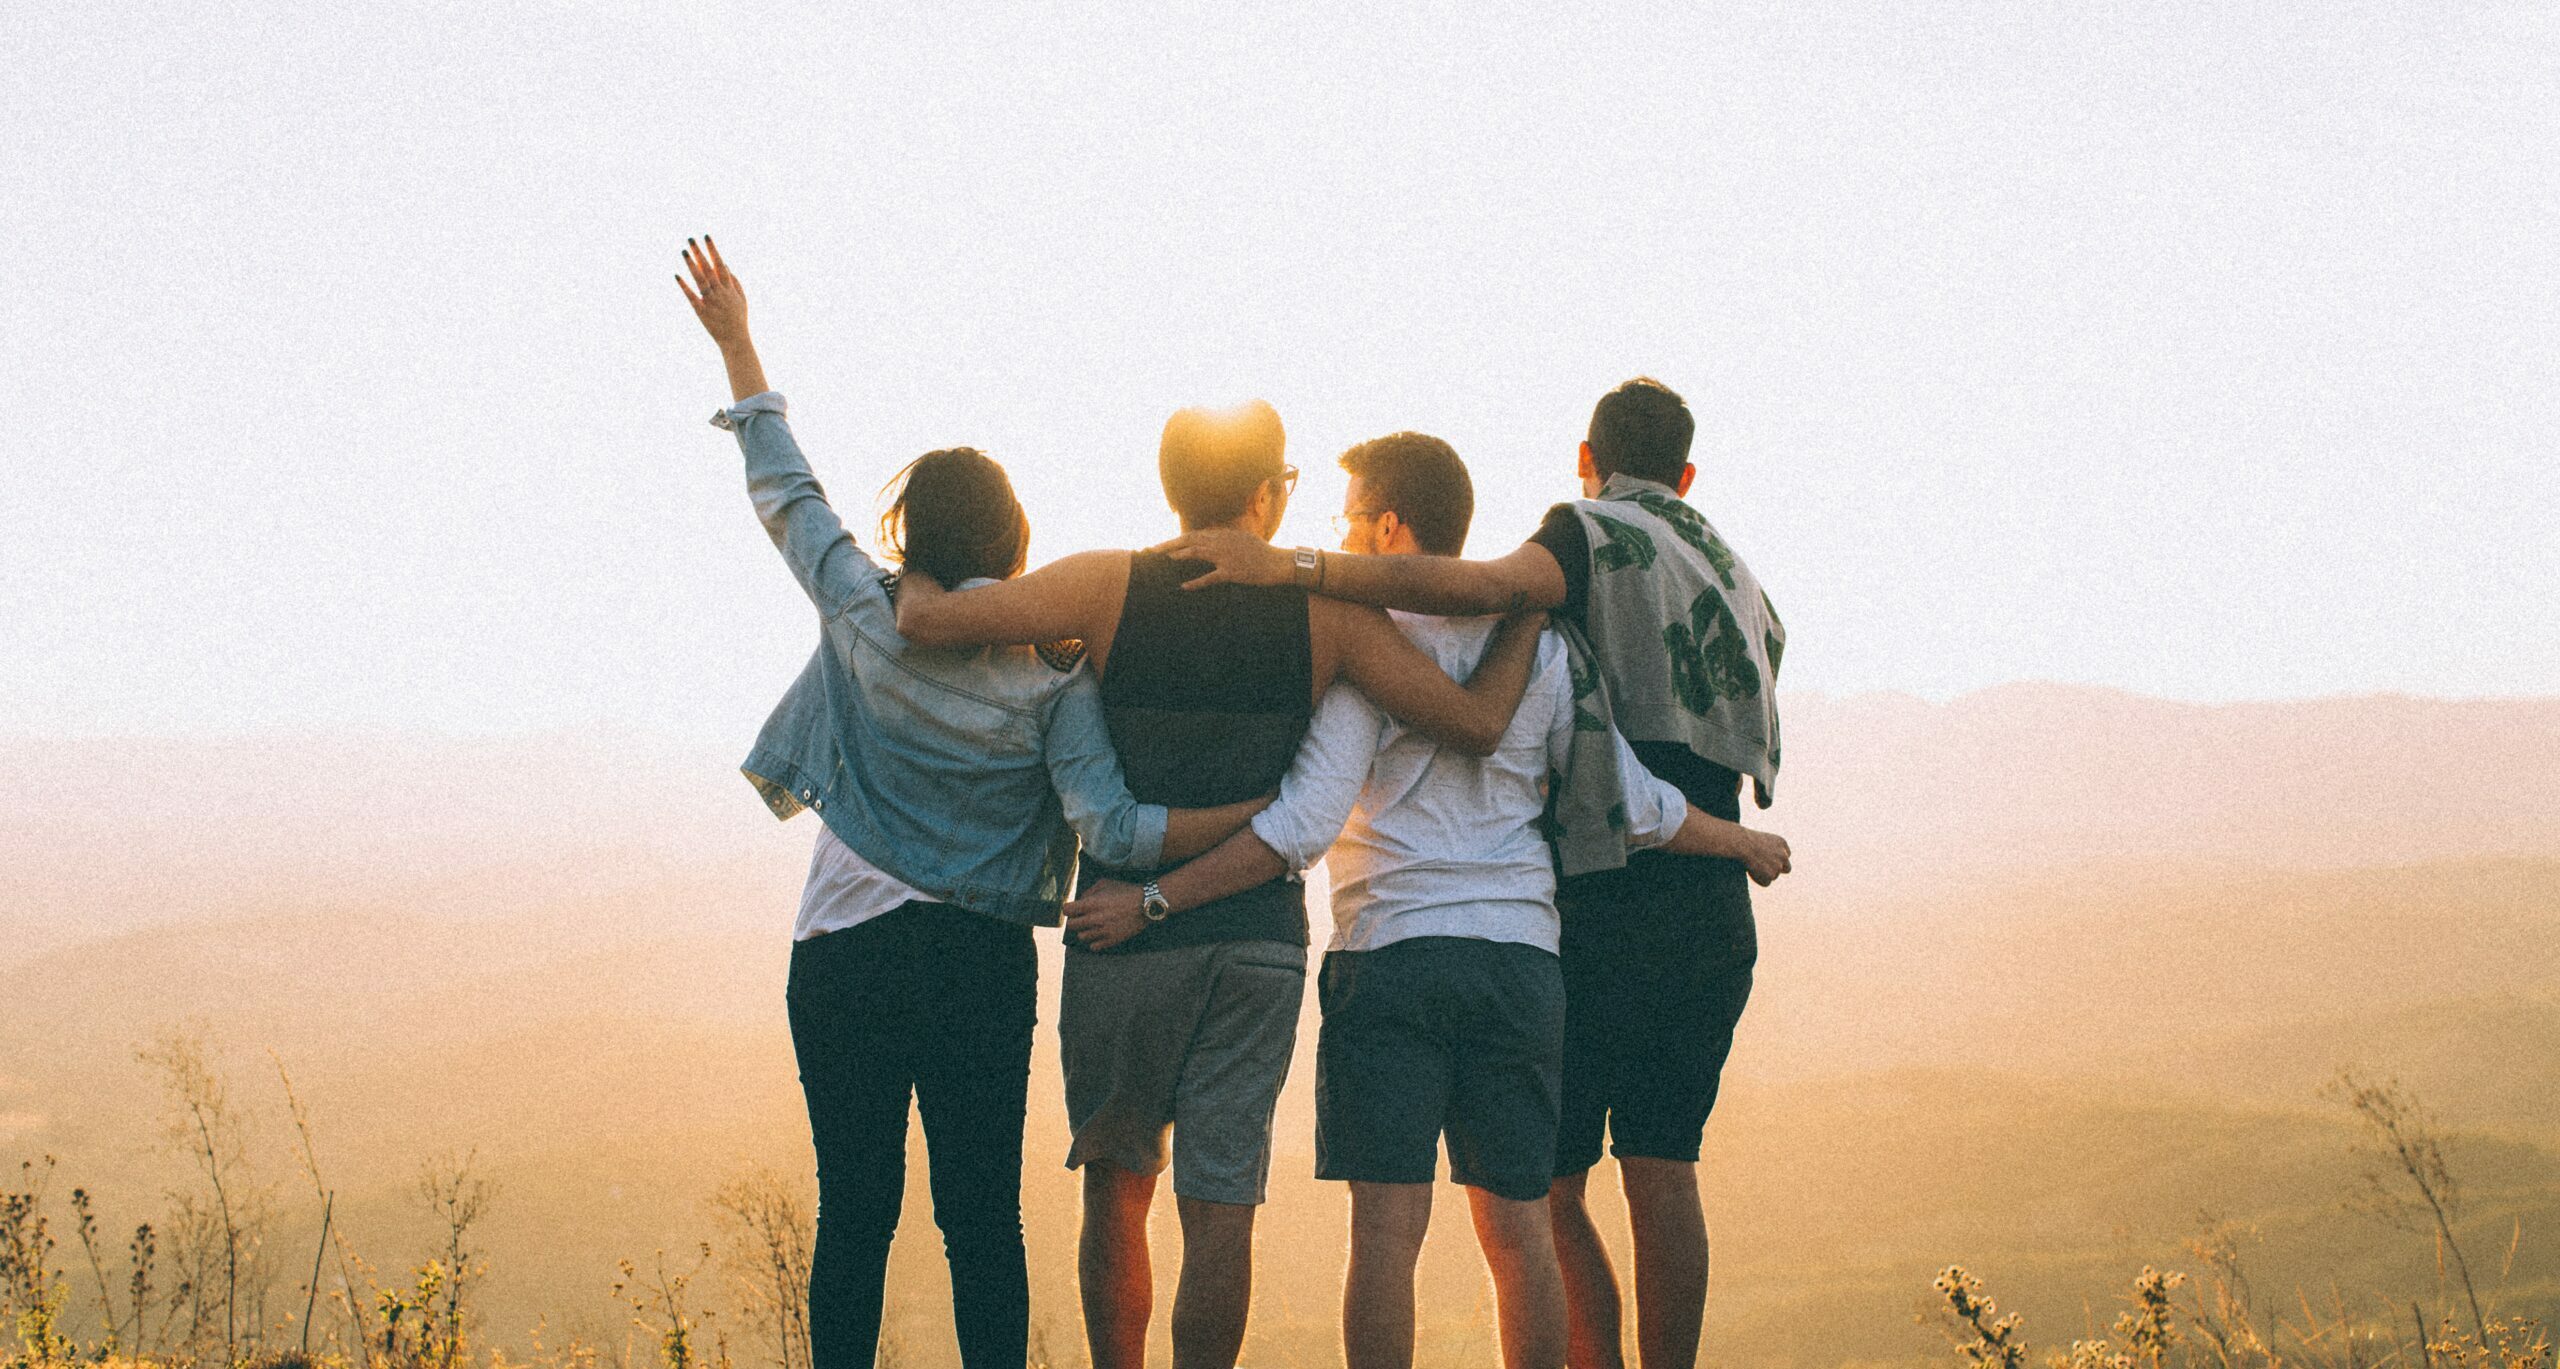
left=714, top=392, right=1168, bottom=926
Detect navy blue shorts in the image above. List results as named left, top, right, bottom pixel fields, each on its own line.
left=1553, top=852, right=1757, bottom=1174
left=1314, top=937, right=1565, bottom=1203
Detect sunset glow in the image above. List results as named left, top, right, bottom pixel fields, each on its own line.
left=5, top=7, right=2555, bottom=1369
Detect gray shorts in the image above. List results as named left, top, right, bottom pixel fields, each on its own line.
left=1059, top=938, right=1307, bottom=1205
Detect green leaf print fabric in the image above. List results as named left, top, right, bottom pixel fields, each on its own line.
left=1663, top=585, right=1761, bottom=714
left=1589, top=514, right=1659, bottom=574
left=1556, top=474, right=1784, bottom=814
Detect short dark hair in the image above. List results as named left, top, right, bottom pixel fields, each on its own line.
left=880, top=448, right=1031, bottom=589
left=1338, top=432, right=1473, bottom=556
left=1159, top=400, right=1286, bottom=527
left=1587, top=377, right=1695, bottom=484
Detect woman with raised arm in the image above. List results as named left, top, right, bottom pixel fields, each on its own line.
left=676, top=238, right=1266, bottom=1369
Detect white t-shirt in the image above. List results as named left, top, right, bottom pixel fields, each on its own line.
left=796, top=823, right=941, bottom=941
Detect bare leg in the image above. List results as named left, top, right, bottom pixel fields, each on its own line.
left=1171, top=1195, right=1257, bottom=1369
left=1618, top=1157, right=1707, bottom=1369
left=1466, top=1187, right=1568, bottom=1369
left=1547, top=1169, right=1625, bottom=1369
left=1080, top=1163, right=1157, bottom=1369
left=1342, top=1183, right=1433, bottom=1369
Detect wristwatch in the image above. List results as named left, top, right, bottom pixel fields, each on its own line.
left=1291, top=545, right=1322, bottom=588
left=1140, top=881, right=1171, bottom=922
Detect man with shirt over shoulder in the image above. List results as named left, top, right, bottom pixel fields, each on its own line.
left=892, top=403, right=1546, bottom=1369
left=1161, top=380, right=1785, bottom=1369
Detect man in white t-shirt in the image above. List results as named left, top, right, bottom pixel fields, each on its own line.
left=1064, top=433, right=1790, bottom=1369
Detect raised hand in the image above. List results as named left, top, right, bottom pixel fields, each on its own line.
left=676, top=235, right=770, bottom=401
left=1153, top=528, right=1296, bottom=590
left=677, top=235, right=750, bottom=349
left=1062, top=879, right=1150, bottom=951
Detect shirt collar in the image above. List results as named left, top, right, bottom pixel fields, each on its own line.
left=1597, top=472, right=1682, bottom=502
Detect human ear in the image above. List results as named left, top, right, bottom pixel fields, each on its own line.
left=1675, top=463, right=1696, bottom=496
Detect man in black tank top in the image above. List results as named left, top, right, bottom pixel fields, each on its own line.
left=894, top=401, right=1544, bottom=1369
left=1075, top=545, right=1315, bottom=951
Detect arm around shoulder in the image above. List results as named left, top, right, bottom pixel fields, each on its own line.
left=1159, top=531, right=1569, bottom=617
left=1322, top=601, right=1543, bottom=757
left=896, top=548, right=1127, bottom=648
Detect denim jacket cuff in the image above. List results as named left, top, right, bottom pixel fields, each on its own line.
left=710, top=390, right=788, bottom=431
left=1128, top=804, right=1171, bottom=871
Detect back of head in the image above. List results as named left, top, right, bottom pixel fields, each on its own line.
left=1159, top=400, right=1286, bottom=528
left=880, top=448, right=1031, bottom=589
left=1587, top=377, right=1695, bottom=485
left=1338, top=431, right=1473, bottom=556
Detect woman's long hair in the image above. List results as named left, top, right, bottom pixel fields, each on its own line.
left=879, top=448, right=1032, bottom=588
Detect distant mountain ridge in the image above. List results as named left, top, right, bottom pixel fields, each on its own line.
left=1775, top=684, right=2560, bottom=887
left=4, top=685, right=2555, bottom=959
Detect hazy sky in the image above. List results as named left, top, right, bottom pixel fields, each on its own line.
left=5, top=1, right=2553, bottom=743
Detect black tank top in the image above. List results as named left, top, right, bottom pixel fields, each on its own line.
left=1070, top=549, right=1315, bottom=952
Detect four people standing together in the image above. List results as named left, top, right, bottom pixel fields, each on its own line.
left=679, top=237, right=1792, bottom=1369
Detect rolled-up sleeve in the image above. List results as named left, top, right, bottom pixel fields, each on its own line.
left=1043, top=667, right=1170, bottom=869
left=1615, top=731, right=1693, bottom=850
left=1248, top=684, right=1383, bottom=871
left=1532, top=629, right=1685, bottom=850
left=714, top=392, right=880, bottom=618
left=709, top=390, right=790, bottom=430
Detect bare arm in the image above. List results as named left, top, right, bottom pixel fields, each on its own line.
left=1595, top=714, right=1794, bottom=886
left=1662, top=810, right=1793, bottom=886
left=895, top=548, right=1128, bottom=652
left=1152, top=829, right=1291, bottom=917
left=1062, top=831, right=1291, bottom=951
left=1156, top=528, right=1570, bottom=617
left=1321, top=602, right=1544, bottom=756
left=1160, top=795, right=1276, bottom=864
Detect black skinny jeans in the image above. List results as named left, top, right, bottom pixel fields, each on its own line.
left=786, top=902, right=1035, bottom=1369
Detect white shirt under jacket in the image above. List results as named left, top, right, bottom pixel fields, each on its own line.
left=1248, top=614, right=1690, bottom=956
left=797, top=824, right=940, bottom=941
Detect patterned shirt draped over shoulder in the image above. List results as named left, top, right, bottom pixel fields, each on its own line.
left=1565, top=474, right=1784, bottom=809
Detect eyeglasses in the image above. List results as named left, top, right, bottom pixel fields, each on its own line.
left=1276, top=465, right=1300, bottom=495
left=1329, top=507, right=1392, bottom=538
